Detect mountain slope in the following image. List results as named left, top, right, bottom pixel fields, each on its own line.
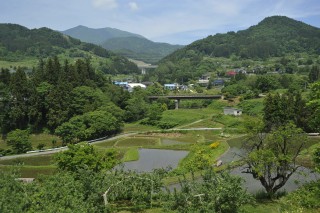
left=62, top=25, right=144, bottom=45
left=164, top=16, right=320, bottom=63
left=0, top=23, right=139, bottom=74
left=62, top=25, right=183, bottom=63
left=154, top=16, right=320, bottom=83
left=101, top=36, right=183, bottom=64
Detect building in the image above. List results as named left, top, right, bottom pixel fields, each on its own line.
left=226, top=71, right=237, bottom=77
left=127, top=83, right=146, bottom=92
left=198, top=79, right=210, bottom=86
left=113, top=81, right=128, bottom=88
left=223, top=107, right=242, bottom=116
left=164, top=83, right=178, bottom=90
left=213, top=79, right=225, bottom=86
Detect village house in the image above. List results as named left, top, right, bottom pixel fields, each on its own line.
left=223, top=107, right=242, bottom=116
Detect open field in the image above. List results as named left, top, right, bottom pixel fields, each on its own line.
left=0, top=154, right=53, bottom=166
left=115, top=137, right=160, bottom=147
left=0, top=133, right=61, bottom=150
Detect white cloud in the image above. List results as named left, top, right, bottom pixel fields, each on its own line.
left=128, top=2, right=139, bottom=11
left=92, top=0, right=118, bottom=10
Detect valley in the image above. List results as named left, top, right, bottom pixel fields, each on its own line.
left=0, top=15, right=320, bottom=212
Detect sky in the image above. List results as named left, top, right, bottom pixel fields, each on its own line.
left=1, top=0, right=320, bottom=45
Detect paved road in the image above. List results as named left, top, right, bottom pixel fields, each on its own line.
left=0, top=132, right=137, bottom=161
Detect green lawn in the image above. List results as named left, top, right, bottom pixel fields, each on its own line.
left=116, top=137, right=160, bottom=147
left=0, top=154, right=53, bottom=166
left=29, top=133, right=62, bottom=149
left=122, top=148, right=139, bottom=162
left=0, top=165, right=56, bottom=178
left=0, top=133, right=61, bottom=150
left=123, top=122, right=159, bottom=133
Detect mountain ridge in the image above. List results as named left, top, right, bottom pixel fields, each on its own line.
left=0, top=23, right=140, bottom=74
left=62, top=25, right=183, bottom=63
left=62, top=25, right=144, bottom=45
left=154, top=15, right=320, bottom=83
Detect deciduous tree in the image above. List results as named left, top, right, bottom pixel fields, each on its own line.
left=243, top=123, right=307, bottom=197
left=6, top=129, right=32, bottom=153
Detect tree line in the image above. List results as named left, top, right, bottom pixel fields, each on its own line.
left=0, top=57, right=168, bottom=154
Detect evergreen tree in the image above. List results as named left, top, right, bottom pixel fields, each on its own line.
left=309, top=65, right=320, bottom=82
left=8, top=67, right=30, bottom=130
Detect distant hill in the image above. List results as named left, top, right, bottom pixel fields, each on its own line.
left=62, top=25, right=144, bottom=45
left=101, top=36, right=183, bottom=64
left=62, top=26, right=183, bottom=63
left=164, top=16, right=320, bottom=62
left=155, top=16, right=320, bottom=82
left=0, top=23, right=139, bottom=74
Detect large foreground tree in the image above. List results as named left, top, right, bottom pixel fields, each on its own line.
left=243, top=122, right=307, bottom=196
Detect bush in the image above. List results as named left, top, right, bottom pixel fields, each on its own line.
left=157, top=121, right=178, bottom=129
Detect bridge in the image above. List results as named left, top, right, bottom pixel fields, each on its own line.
left=138, top=65, right=158, bottom=75
left=148, top=95, right=222, bottom=109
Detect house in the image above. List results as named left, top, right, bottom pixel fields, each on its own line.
left=127, top=83, right=146, bottom=92
left=164, top=83, right=178, bottom=90
left=226, top=71, right=237, bottom=77
left=113, top=81, right=128, bottom=88
left=223, top=107, right=242, bottom=116
left=213, top=79, right=224, bottom=86
left=198, top=79, right=210, bottom=86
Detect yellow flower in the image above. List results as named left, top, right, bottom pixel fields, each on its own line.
left=209, top=142, right=220, bottom=149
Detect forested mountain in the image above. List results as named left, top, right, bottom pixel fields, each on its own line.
left=101, top=36, right=183, bottom=64
left=164, top=16, right=320, bottom=62
left=153, top=16, right=320, bottom=83
left=62, top=25, right=144, bottom=45
left=63, top=25, right=183, bottom=63
left=0, top=24, right=139, bottom=74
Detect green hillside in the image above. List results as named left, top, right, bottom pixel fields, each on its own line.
left=165, top=16, right=320, bottom=61
left=62, top=25, right=144, bottom=45
left=0, top=24, right=139, bottom=74
left=153, top=16, right=320, bottom=82
left=102, top=36, right=183, bottom=64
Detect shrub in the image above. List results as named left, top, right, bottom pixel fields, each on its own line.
left=157, top=121, right=178, bottom=129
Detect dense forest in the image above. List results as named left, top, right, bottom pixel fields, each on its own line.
left=0, top=24, right=139, bottom=75
left=152, top=16, right=320, bottom=83
left=0, top=57, right=172, bottom=154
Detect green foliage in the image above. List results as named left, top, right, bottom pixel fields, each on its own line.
left=125, top=96, right=148, bottom=122
left=238, top=99, right=264, bottom=116
left=263, top=92, right=308, bottom=132
left=314, top=147, right=320, bottom=173
left=54, top=142, right=119, bottom=173
left=156, top=121, right=178, bottom=129
left=0, top=170, right=30, bottom=212
left=7, top=129, right=32, bottom=154
left=55, top=110, right=123, bottom=144
left=156, top=16, right=320, bottom=82
left=279, top=180, right=320, bottom=210
left=140, top=103, right=164, bottom=125
left=255, top=75, right=280, bottom=93
left=309, top=65, right=320, bottom=83
left=29, top=172, right=94, bottom=213
left=244, top=123, right=308, bottom=197
left=306, top=81, right=320, bottom=132
left=165, top=170, right=253, bottom=212
left=0, top=24, right=139, bottom=74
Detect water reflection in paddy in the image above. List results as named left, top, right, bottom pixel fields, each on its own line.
left=160, top=138, right=187, bottom=145
left=119, top=148, right=189, bottom=172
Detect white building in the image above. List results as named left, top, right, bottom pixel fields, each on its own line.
left=223, top=107, right=242, bottom=116
left=127, top=83, right=146, bottom=92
